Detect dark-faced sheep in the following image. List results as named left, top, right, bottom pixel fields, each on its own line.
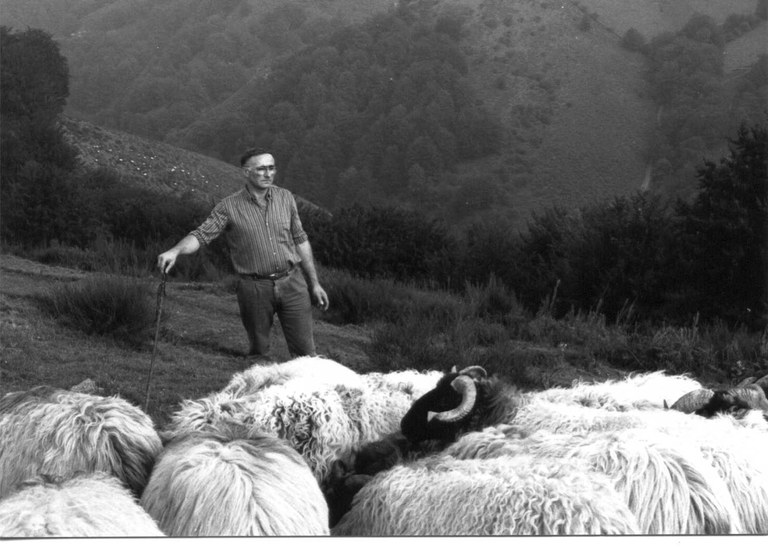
left=0, top=386, right=162, bottom=499
left=331, top=367, right=759, bottom=534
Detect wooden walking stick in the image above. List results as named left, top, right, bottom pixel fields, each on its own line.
left=144, top=271, right=167, bottom=412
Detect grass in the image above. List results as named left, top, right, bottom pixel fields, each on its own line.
left=2, top=252, right=765, bottom=430
left=38, top=275, right=158, bottom=348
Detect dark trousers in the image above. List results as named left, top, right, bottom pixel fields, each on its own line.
left=235, top=268, right=316, bottom=359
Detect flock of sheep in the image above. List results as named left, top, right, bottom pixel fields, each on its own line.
left=0, top=355, right=766, bottom=537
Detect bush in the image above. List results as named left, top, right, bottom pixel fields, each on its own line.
left=320, top=266, right=462, bottom=325
left=39, top=275, right=158, bottom=347
left=311, top=204, right=456, bottom=284
left=621, top=28, right=647, bottom=53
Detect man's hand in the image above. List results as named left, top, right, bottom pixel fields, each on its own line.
left=312, top=285, right=330, bottom=311
left=157, top=250, right=179, bottom=274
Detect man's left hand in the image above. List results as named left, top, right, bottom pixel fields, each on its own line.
left=312, top=285, right=329, bottom=311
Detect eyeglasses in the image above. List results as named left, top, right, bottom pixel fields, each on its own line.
left=245, top=165, right=275, bottom=173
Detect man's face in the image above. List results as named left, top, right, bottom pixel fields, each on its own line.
left=243, top=153, right=276, bottom=194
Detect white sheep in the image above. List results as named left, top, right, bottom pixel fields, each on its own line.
left=162, top=356, right=441, bottom=483
left=220, top=355, right=363, bottom=396
left=339, top=367, right=759, bottom=534
left=440, top=426, right=744, bottom=534
left=333, top=453, right=640, bottom=535
left=0, top=473, right=164, bottom=537
left=532, top=370, right=704, bottom=410
left=0, top=386, right=162, bottom=499
left=511, top=402, right=768, bottom=534
left=140, top=426, right=329, bottom=536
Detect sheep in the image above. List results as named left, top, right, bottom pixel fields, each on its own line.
left=668, top=383, right=768, bottom=417
left=162, top=356, right=442, bottom=484
left=332, top=453, right=640, bottom=535
left=220, top=355, right=363, bottom=397
left=439, top=426, right=744, bottom=534
left=510, top=402, right=768, bottom=534
left=0, top=473, right=164, bottom=537
left=335, top=367, right=762, bottom=534
left=534, top=369, right=703, bottom=411
left=0, top=386, right=162, bottom=500
left=140, top=426, right=329, bottom=536
left=400, top=366, right=760, bottom=444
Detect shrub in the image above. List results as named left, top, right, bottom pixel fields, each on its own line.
left=320, top=266, right=461, bottom=325
left=39, top=275, right=158, bottom=347
left=621, top=28, right=647, bottom=53
left=310, top=204, right=456, bottom=284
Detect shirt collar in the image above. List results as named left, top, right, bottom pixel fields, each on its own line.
left=244, top=185, right=272, bottom=204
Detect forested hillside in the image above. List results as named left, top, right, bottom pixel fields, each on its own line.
left=1, top=0, right=765, bottom=226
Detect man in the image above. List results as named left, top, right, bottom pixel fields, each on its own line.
left=157, top=149, right=329, bottom=361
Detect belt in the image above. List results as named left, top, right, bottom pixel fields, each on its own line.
left=240, top=266, right=294, bottom=281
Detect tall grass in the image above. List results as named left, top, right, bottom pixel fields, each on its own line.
left=39, top=275, right=158, bottom=348
left=325, top=271, right=767, bottom=385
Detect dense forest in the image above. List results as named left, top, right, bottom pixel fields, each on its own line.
left=622, top=8, right=768, bottom=199
left=4, top=0, right=765, bottom=221
left=2, top=25, right=766, bottom=331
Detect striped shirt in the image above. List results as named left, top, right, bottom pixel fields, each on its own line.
left=189, top=186, right=308, bottom=275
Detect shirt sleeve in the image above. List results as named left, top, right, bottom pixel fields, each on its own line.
left=188, top=201, right=229, bottom=246
left=289, top=194, right=309, bottom=245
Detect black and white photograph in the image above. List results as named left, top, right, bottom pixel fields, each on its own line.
left=0, top=0, right=766, bottom=539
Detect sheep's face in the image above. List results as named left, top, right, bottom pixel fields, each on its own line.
left=400, top=373, right=475, bottom=442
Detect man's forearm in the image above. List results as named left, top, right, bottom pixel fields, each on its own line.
left=296, top=240, right=321, bottom=286
left=170, top=235, right=201, bottom=255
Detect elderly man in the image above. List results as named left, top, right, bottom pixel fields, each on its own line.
left=157, top=149, right=329, bottom=361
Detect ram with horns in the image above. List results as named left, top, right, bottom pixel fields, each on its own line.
left=330, top=366, right=766, bottom=534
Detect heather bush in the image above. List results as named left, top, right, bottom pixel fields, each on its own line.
left=39, top=275, right=157, bottom=347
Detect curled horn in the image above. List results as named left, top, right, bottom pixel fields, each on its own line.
left=753, top=373, right=768, bottom=394
left=735, top=377, right=756, bottom=388
left=426, top=375, right=477, bottom=424
left=725, top=385, right=768, bottom=411
left=670, top=388, right=715, bottom=413
left=458, top=366, right=488, bottom=380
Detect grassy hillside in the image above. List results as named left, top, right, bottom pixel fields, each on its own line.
left=0, top=254, right=371, bottom=427
left=60, top=116, right=325, bottom=213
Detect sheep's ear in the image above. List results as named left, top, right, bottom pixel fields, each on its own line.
left=450, top=366, right=457, bottom=374
left=663, top=400, right=669, bottom=410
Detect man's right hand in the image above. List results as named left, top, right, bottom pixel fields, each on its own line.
left=157, top=250, right=178, bottom=274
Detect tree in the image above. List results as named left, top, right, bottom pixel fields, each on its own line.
left=672, top=123, right=767, bottom=327
left=1, top=27, right=85, bottom=247
left=0, top=26, right=69, bottom=123
left=621, top=28, right=647, bottom=53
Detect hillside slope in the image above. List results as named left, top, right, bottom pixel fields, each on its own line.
left=60, top=116, right=325, bottom=213
left=4, top=0, right=764, bottom=228
left=438, top=0, right=654, bottom=221
left=574, top=0, right=760, bottom=37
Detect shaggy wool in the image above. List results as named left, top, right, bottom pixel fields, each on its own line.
left=162, top=360, right=441, bottom=483
left=532, top=370, right=703, bottom=411
left=333, top=454, right=640, bottom=535
left=140, top=427, right=329, bottom=536
left=511, top=401, right=768, bottom=534
left=0, top=473, right=163, bottom=537
left=0, top=387, right=162, bottom=499
left=442, top=427, right=743, bottom=534
left=221, top=355, right=364, bottom=397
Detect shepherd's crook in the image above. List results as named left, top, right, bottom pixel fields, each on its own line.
left=144, top=271, right=167, bottom=412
